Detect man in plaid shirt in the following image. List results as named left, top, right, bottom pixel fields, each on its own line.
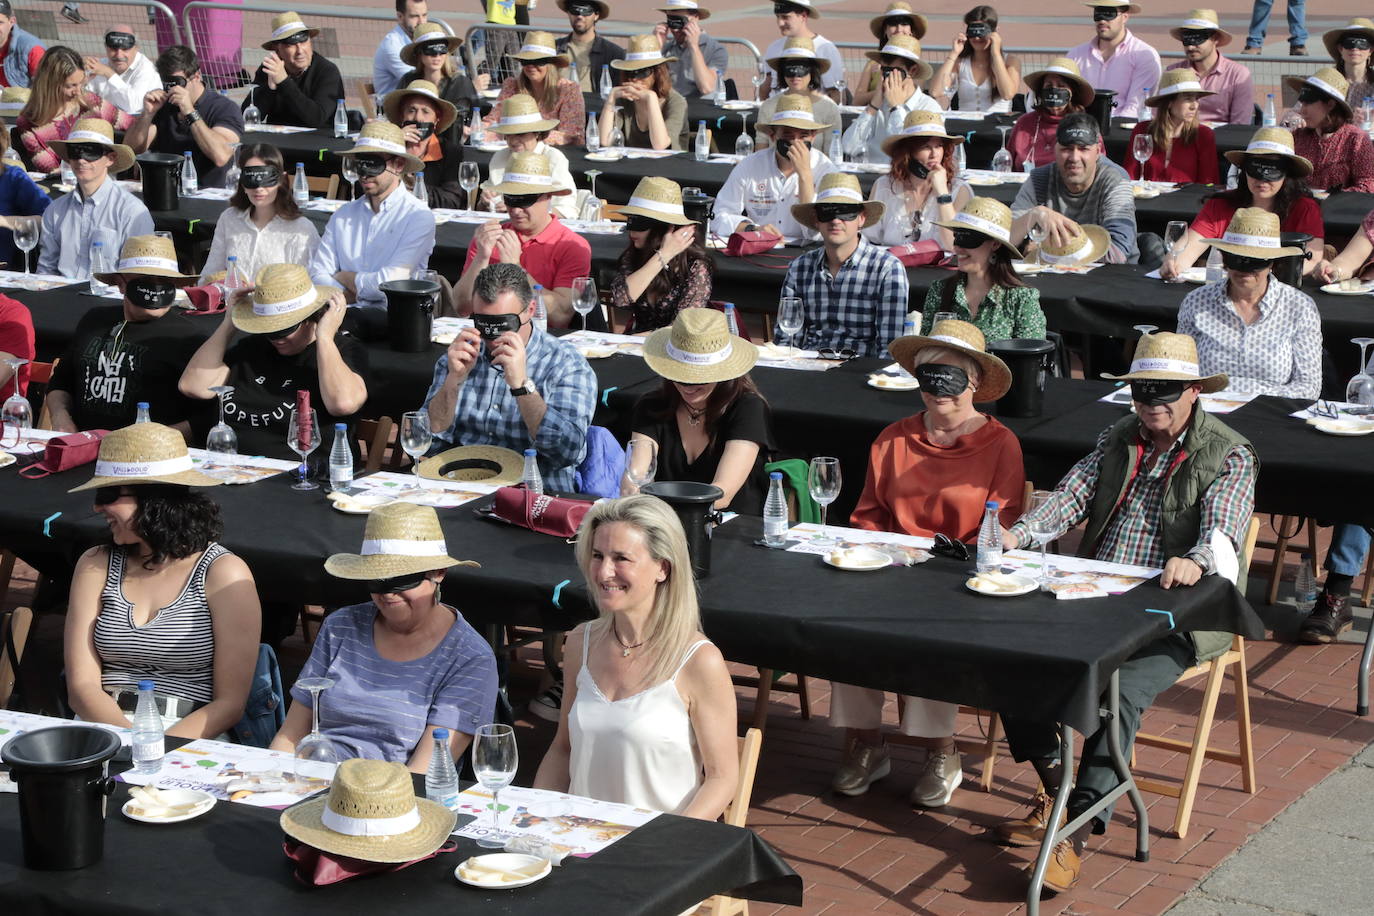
left=990, top=332, right=1256, bottom=896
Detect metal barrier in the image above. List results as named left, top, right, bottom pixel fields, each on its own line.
left=13, top=0, right=181, bottom=61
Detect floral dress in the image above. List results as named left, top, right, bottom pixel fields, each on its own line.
left=611, top=254, right=712, bottom=333
left=483, top=77, right=585, bottom=146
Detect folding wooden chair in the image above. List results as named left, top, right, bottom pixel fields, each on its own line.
left=705, top=728, right=764, bottom=916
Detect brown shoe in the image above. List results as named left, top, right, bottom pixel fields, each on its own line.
left=1026, top=839, right=1081, bottom=895
left=992, top=791, right=1064, bottom=847
left=1290, top=44, right=1308, bottom=56
left=1298, top=591, right=1353, bottom=644
left=1241, top=45, right=1262, bottom=55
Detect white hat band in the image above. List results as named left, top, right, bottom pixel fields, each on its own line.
left=502, top=171, right=552, bottom=186
left=899, top=122, right=949, bottom=137
left=1039, top=233, right=1092, bottom=264
left=498, top=111, right=547, bottom=127
left=320, top=805, right=421, bottom=838
left=271, top=21, right=308, bottom=39
left=1307, top=76, right=1343, bottom=100
left=519, top=43, right=558, bottom=56
left=66, top=130, right=114, bottom=146
left=666, top=340, right=732, bottom=365
left=1158, top=78, right=1204, bottom=95
left=625, top=50, right=663, bottom=61
left=778, top=48, right=818, bottom=58
left=1246, top=139, right=1295, bottom=155
left=361, top=538, right=449, bottom=557
left=928, top=333, right=978, bottom=352
left=815, top=184, right=863, bottom=204
left=1180, top=17, right=1217, bottom=29
left=95, top=455, right=193, bottom=477
left=116, top=256, right=178, bottom=272
left=1043, top=65, right=1076, bottom=77
left=880, top=43, right=919, bottom=60
left=1221, top=231, right=1279, bottom=248
left=353, top=137, right=406, bottom=156
left=662, top=0, right=699, bottom=7
left=253, top=287, right=318, bottom=317
left=768, top=109, right=818, bottom=126
left=627, top=194, right=685, bottom=217
left=1131, top=356, right=1200, bottom=376
left=952, top=211, right=1010, bottom=243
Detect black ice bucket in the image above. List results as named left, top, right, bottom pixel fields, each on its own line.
left=642, top=481, right=724, bottom=579
left=1273, top=232, right=1313, bottom=288
left=136, top=152, right=184, bottom=211
left=2, top=725, right=121, bottom=870
left=1085, top=88, right=1116, bottom=140
left=380, top=279, right=439, bottom=352
left=988, top=338, right=1056, bottom=418
left=681, top=187, right=715, bottom=248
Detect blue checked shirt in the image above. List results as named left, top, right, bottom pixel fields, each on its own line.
left=777, top=236, right=910, bottom=358
left=422, top=327, right=597, bottom=492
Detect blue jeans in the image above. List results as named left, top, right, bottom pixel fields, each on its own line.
left=1246, top=0, right=1307, bottom=48
left=1325, top=524, right=1373, bottom=577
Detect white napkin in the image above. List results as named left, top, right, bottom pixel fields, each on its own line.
left=1210, top=528, right=1239, bottom=585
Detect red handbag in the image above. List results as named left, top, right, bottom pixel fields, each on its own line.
left=723, top=229, right=782, bottom=257
left=888, top=240, right=948, bottom=268
left=489, top=486, right=593, bottom=538
left=182, top=284, right=225, bottom=314
left=19, top=430, right=109, bottom=478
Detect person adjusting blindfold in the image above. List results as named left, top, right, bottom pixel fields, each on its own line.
left=401, top=119, right=436, bottom=140
left=915, top=364, right=970, bottom=398
left=472, top=312, right=523, bottom=343
left=965, top=22, right=991, bottom=38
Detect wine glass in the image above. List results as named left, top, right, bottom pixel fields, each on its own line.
left=293, top=676, right=341, bottom=781
left=1132, top=133, right=1153, bottom=183
left=471, top=723, right=518, bottom=849
left=1026, top=489, right=1057, bottom=592
left=458, top=161, right=480, bottom=210
left=933, top=310, right=958, bottom=327
left=222, top=143, right=242, bottom=190
left=206, top=385, right=236, bottom=454
left=242, top=87, right=261, bottom=129
left=1162, top=219, right=1188, bottom=282
left=834, top=75, right=848, bottom=106
left=751, top=70, right=767, bottom=102
left=584, top=169, right=602, bottom=207
left=807, top=456, right=842, bottom=547
left=991, top=125, right=1012, bottom=173
left=0, top=356, right=30, bottom=447
left=609, top=127, right=624, bottom=150
left=341, top=157, right=359, bottom=199
left=400, top=410, right=432, bottom=474
left=1027, top=219, right=1047, bottom=266
left=1347, top=337, right=1374, bottom=406
left=1133, top=324, right=1159, bottom=338
left=623, top=438, right=657, bottom=493
left=776, top=295, right=803, bottom=346
left=287, top=406, right=321, bottom=490
left=12, top=217, right=38, bottom=275
left=571, top=275, right=597, bottom=330
left=735, top=112, right=754, bottom=158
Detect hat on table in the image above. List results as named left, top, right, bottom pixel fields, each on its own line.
left=1222, top=126, right=1312, bottom=176
left=94, top=234, right=198, bottom=285
left=230, top=263, right=336, bottom=334
left=870, top=2, right=927, bottom=41
left=1102, top=331, right=1228, bottom=393
left=864, top=34, right=932, bottom=82
left=757, top=92, right=825, bottom=131
left=324, top=502, right=478, bottom=580
left=400, top=22, right=463, bottom=67
left=791, top=172, right=884, bottom=230
left=656, top=0, right=710, bottom=19
left=510, top=31, right=569, bottom=68
left=1144, top=68, right=1215, bottom=107
left=487, top=93, right=558, bottom=134
left=416, top=445, right=525, bottom=484
left=618, top=176, right=696, bottom=225
left=1323, top=17, right=1374, bottom=62
left=933, top=197, right=1022, bottom=258
left=888, top=320, right=1012, bottom=403
left=560, top=0, right=612, bottom=19
left=261, top=11, right=319, bottom=50
left=383, top=79, right=459, bottom=133
left=1284, top=67, right=1354, bottom=119
left=339, top=121, right=425, bottom=174
left=1202, top=206, right=1302, bottom=260
left=487, top=151, right=572, bottom=196
left=612, top=34, right=678, bottom=71
left=49, top=118, right=135, bottom=173
left=643, top=309, right=757, bottom=385
left=880, top=109, right=962, bottom=157
left=1082, top=0, right=1141, bottom=14
left=766, top=36, right=830, bottom=74
left=1025, top=58, right=1095, bottom=108
left=69, top=423, right=221, bottom=492
left=1037, top=224, right=1111, bottom=267
left=1169, top=9, right=1233, bottom=46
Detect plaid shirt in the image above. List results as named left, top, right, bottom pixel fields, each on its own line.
left=422, top=328, right=596, bottom=492
left=777, top=237, right=909, bottom=358
left=1009, top=420, right=1255, bottom=573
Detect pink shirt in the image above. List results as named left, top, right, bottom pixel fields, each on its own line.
left=1166, top=55, right=1255, bottom=125
left=1066, top=30, right=1163, bottom=120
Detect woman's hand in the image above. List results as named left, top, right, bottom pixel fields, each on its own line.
left=658, top=224, right=697, bottom=260
left=400, top=122, right=425, bottom=149
left=927, top=161, right=950, bottom=195
left=1316, top=259, right=1342, bottom=284
left=473, top=72, right=491, bottom=92
left=949, top=33, right=968, bottom=58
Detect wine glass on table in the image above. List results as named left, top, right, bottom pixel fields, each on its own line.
left=242, top=87, right=261, bottom=129
left=1348, top=338, right=1374, bottom=406
left=341, top=157, right=359, bottom=200
left=400, top=410, right=432, bottom=474
left=991, top=125, right=1012, bottom=173
left=571, top=276, right=597, bottom=330
left=1027, top=219, right=1047, bottom=266
left=12, top=217, right=38, bottom=275
left=206, top=385, right=237, bottom=455
left=776, top=295, right=803, bottom=347
left=1161, top=220, right=1188, bottom=282
left=0, top=356, right=30, bottom=448
left=622, top=438, right=657, bottom=494
left=751, top=70, right=767, bottom=102
left=223, top=144, right=241, bottom=191
left=458, top=161, right=480, bottom=211
left=584, top=169, right=603, bottom=210
left=1026, top=489, right=1057, bottom=592
left=1131, top=133, right=1153, bottom=184
left=735, top=112, right=754, bottom=157
left=807, top=456, right=842, bottom=547
left=293, top=676, right=340, bottom=782
left=287, top=406, right=321, bottom=490
left=472, top=723, right=518, bottom=848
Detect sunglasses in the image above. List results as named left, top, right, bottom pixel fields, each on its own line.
left=1242, top=158, right=1287, bottom=182
left=503, top=192, right=542, bottom=210
left=1341, top=36, right=1372, bottom=51
left=625, top=214, right=665, bottom=232
left=277, top=31, right=310, bottom=46
left=1296, top=87, right=1329, bottom=104
left=818, top=346, right=858, bottom=360
left=239, top=165, right=280, bottom=189
left=161, top=75, right=188, bottom=91
left=780, top=63, right=814, bottom=79
left=366, top=572, right=429, bottom=594
left=1221, top=250, right=1270, bottom=273
left=813, top=204, right=863, bottom=223
left=931, top=533, right=971, bottom=562
left=1091, top=7, right=1122, bottom=21
left=1178, top=29, right=1214, bottom=46
left=351, top=154, right=389, bottom=177
left=105, top=32, right=135, bottom=49
left=665, top=15, right=686, bottom=28
left=264, top=320, right=303, bottom=341
left=65, top=142, right=110, bottom=162
left=418, top=40, right=450, bottom=56
left=951, top=228, right=991, bottom=249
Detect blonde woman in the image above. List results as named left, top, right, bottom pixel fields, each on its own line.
left=399, top=22, right=486, bottom=142
left=17, top=46, right=116, bottom=172
left=483, top=31, right=584, bottom=146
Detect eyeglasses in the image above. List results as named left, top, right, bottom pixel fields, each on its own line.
left=818, top=346, right=857, bottom=360
left=365, top=572, right=429, bottom=594
left=503, top=192, right=542, bottom=210
left=951, top=228, right=991, bottom=249
left=1296, top=87, right=1328, bottom=104
left=1091, top=6, right=1122, bottom=21
left=1341, top=36, right=1372, bottom=51
left=1242, top=158, right=1287, bottom=182
left=65, top=143, right=109, bottom=162
left=625, top=214, right=664, bottom=232
left=93, top=486, right=134, bottom=506
left=931, top=533, right=970, bottom=562
left=418, top=40, right=451, bottom=56
left=351, top=154, right=388, bottom=177
left=813, top=204, right=863, bottom=223
left=1220, top=250, right=1270, bottom=273
left=1178, top=29, right=1214, bottom=46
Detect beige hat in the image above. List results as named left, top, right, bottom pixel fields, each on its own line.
left=1203, top=207, right=1302, bottom=260
left=1026, top=58, right=1095, bottom=108
left=933, top=197, right=1022, bottom=258
left=656, top=0, right=710, bottom=20
left=611, top=34, right=677, bottom=71
left=487, top=93, right=558, bottom=134
left=510, top=31, right=569, bottom=68
left=324, top=502, right=478, bottom=580
left=400, top=22, right=462, bottom=67
left=1324, top=17, right=1374, bottom=62
left=261, top=11, right=319, bottom=50
left=383, top=79, right=459, bottom=134
left=1144, top=68, right=1216, bottom=107
left=880, top=108, right=962, bottom=157
left=280, top=759, right=456, bottom=864
left=340, top=121, right=424, bottom=174
left=791, top=172, right=884, bottom=230
left=1038, top=224, right=1111, bottom=267
left=1170, top=9, right=1233, bottom=47
left=1222, top=126, right=1313, bottom=177
left=561, top=0, right=611, bottom=18
left=888, top=320, right=1012, bottom=403
left=869, top=2, right=927, bottom=41
left=864, top=34, right=932, bottom=82
left=417, top=445, right=525, bottom=484
left=758, top=92, right=825, bottom=132
left=1285, top=67, right=1354, bottom=119
left=1102, top=332, right=1228, bottom=393
left=0, top=86, right=30, bottom=103
left=230, top=263, right=336, bottom=334
left=94, top=234, right=198, bottom=284
left=49, top=118, right=135, bottom=173
left=1082, top=0, right=1140, bottom=13
left=618, top=176, right=696, bottom=225
left=766, top=36, right=830, bottom=75
left=644, top=309, right=758, bottom=385
left=69, top=423, right=222, bottom=493
left=775, top=0, right=821, bottom=18
left=488, top=151, right=572, bottom=196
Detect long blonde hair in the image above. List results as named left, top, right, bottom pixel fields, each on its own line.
left=21, top=46, right=91, bottom=126
left=574, top=495, right=702, bottom=689
left=517, top=62, right=561, bottom=112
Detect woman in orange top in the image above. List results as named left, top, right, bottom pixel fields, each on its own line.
left=831, top=320, right=1024, bottom=809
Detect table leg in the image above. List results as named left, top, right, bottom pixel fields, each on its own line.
left=1357, top=619, right=1374, bottom=715
left=1024, top=722, right=1074, bottom=915
left=1104, top=669, right=1150, bottom=862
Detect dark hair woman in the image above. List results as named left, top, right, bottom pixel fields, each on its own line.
left=854, top=1, right=927, bottom=108
left=610, top=177, right=712, bottom=333
left=1287, top=67, right=1374, bottom=193
left=1324, top=17, right=1374, bottom=107
left=754, top=37, right=840, bottom=146
left=600, top=35, right=687, bottom=151
left=931, top=6, right=1020, bottom=114
left=1007, top=57, right=1095, bottom=171
left=200, top=143, right=318, bottom=283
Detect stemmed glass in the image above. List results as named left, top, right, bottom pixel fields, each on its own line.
left=991, top=125, right=1012, bottom=172
left=341, top=158, right=359, bottom=199
left=1, top=356, right=30, bottom=447
left=1027, top=219, right=1047, bottom=266
left=622, top=438, right=657, bottom=493
left=584, top=169, right=602, bottom=208
left=1132, top=134, right=1153, bottom=183
left=750, top=70, right=767, bottom=102
left=13, top=217, right=38, bottom=275
left=287, top=406, right=321, bottom=490
left=571, top=276, right=597, bottom=330
left=293, top=676, right=341, bottom=781
left=609, top=127, right=624, bottom=151
left=1347, top=338, right=1374, bottom=406
left=222, top=144, right=241, bottom=190
left=242, top=87, right=261, bottom=129
left=1026, top=489, right=1057, bottom=592
left=834, top=75, right=848, bottom=105
left=807, top=456, right=842, bottom=547
left=776, top=295, right=803, bottom=347
left=1133, top=324, right=1158, bottom=338
left=401, top=410, right=432, bottom=474
left=1162, top=219, right=1188, bottom=282
left=472, top=723, right=518, bottom=849
left=206, top=385, right=237, bottom=454
left=458, top=161, right=480, bottom=211
left=735, top=112, right=754, bottom=157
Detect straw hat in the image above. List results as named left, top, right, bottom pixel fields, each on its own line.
left=864, top=35, right=932, bottom=83
left=618, top=176, right=696, bottom=225
left=1102, top=332, right=1228, bottom=393
left=1202, top=207, right=1302, bottom=260
left=933, top=197, right=1022, bottom=258
left=775, top=0, right=821, bottom=18
left=416, top=445, right=525, bottom=484
left=1222, top=126, right=1313, bottom=177
left=400, top=22, right=462, bottom=67
left=69, top=423, right=222, bottom=492
left=1323, top=17, right=1374, bottom=63
left=766, top=36, right=830, bottom=75
left=1025, top=58, right=1095, bottom=108
left=643, top=309, right=758, bottom=385
left=611, top=34, right=677, bottom=71
left=324, top=502, right=477, bottom=580
left=49, top=118, right=135, bottom=173
left=280, top=759, right=456, bottom=864
left=340, top=121, right=424, bottom=174
left=791, top=172, right=884, bottom=230
left=880, top=108, right=962, bottom=157
left=488, top=93, right=558, bottom=134
left=1144, top=68, right=1215, bottom=107
left=230, top=263, right=336, bottom=334
left=656, top=0, right=710, bottom=20
left=1285, top=67, right=1353, bottom=119
left=510, top=31, right=569, bottom=68
left=560, top=0, right=611, bottom=18
left=869, top=2, right=927, bottom=41
left=888, top=320, right=1011, bottom=403
left=1038, top=224, right=1111, bottom=267
left=94, top=234, right=198, bottom=284
left=1169, top=9, right=1233, bottom=47
left=383, top=79, right=458, bottom=134
left=0, top=86, right=29, bottom=103
left=1082, top=0, right=1140, bottom=13
left=488, top=151, right=572, bottom=196
left=260, top=11, right=319, bottom=50
left=757, top=92, right=825, bottom=131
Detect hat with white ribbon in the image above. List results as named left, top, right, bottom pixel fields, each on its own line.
left=510, top=31, right=569, bottom=68
left=488, top=151, right=572, bottom=196
left=261, top=11, right=319, bottom=50
left=69, top=423, right=222, bottom=493
left=94, top=234, right=199, bottom=284
left=1025, top=57, right=1095, bottom=109
left=864, top=34, right=933, bottom=82
left=880, top=108, right=962, bottom=157
left=325, top=502, right=478, bottom=580
left=1081, top=0, right=1140, bottom=13
left=230, top=263, right=337, bottom=334
left=933, top=196, right=1022, bottom=258
left=643, top=308, right=758, bottom=385
left=399, top=22, right=463, bottom=67
left=1144, top=67, right=1216, bottom=107
left=611, top=34, right=678, bottom=71
left=791, top=171, right=885, bottom=229
left=383, top=78, right=460, bottom=134
left=340, top=121, right=425, bottom=174
left=1102, top=331, right=1229, bottom=392
left=869, top=1, right=928, bottom=41
left=1202, top=206, right=1303, bottom=260
left=49, top=117, right=136, bottom=173
left=1169, top=9, right=1233, bottom=47
left=888, top=319, right=1012, bottom=403
left=1038, top=223, right=1111, bottom=267
left=619, top=176, right=696, bottom=225
left=766, top=36, right=831, bottom=74
left=1284, top=67, right=1354, bottom=119
left=758, top=91, right=824, bottom=131
left=1323, top=17, right=1374, bottom=62
left=656, top=0, right=710, bottom=20
left=488, top=93, right=558, bottom=134
left=1222, top=126, right=1313, bottom=177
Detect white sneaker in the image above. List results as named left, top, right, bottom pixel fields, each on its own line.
left=910, top=748, right=963, bottom=808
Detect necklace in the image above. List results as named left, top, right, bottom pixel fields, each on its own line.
left=611, top=620, right=645, bottom=657
left=682, top=404, right=706, bottom=427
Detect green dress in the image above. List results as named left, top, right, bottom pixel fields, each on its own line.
left=920, top=277, right=1047, bottom=340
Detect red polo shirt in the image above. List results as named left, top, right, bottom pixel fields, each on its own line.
left=0, top=292, right=35, bottom=395
left=463, top=214, right=591, bottom=292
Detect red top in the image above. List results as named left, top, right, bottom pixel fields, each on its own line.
left=1124, top=121, right=1220, bottom=185
left=463, top=215, right=592, bottom=295
left=1008, top=109, right=1107, bottom=171
left=0, top=293, right=35, bottom=395
left=1293, top=123, right=1374, bottom=193
left=0, top=37, right=44, bottom=88
left=1189, top=194, right=1326, bottom=241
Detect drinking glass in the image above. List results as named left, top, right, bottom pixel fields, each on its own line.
left=1132, top=133, right=1153, bottom=181
left=458, top=161, right=480, bottom=210
left=776, top=295, right=803, bottom=346
left=1162, top=219, right=1188, bottom=282
left=471, top=723, right=517, bottom=849
left=287, top=406, right=321, bottom=490
left=206, top=385, right=236, bottom=454
left=609, top=127, right=624, bottom=150
left=807, top=456, right=842, bottom=547
left=293, top=677, right=340, bottom=781
left=584, top=169, right=602, bottom=206
left=1133, top=324, right=1159, bottom=338
left=1027, top=219, right=1047, bottom=266
left=12, top=217, right=39, bottom=275
left=1026, top=489, right=1056, bottom=592
left=0, top=356, right=30, bottom=447
left=400, top=410, right=432, bottom=474
left=242, top=87, right=261, bottom=129
left=1347, top=337, right=1374, bottom=406
left=735, top=112, right=754, bottom=157
left=341, top=158, right=359, bottom=199
left=223, top=144, right=241, bottom=190
left=623, top=438, right=657, bottom=493
left=750, top=70, right=767, bottom=102
left=834, top=75, right=848, bottom=105
left=579, top=191, right=602, bottom=223
left=571, top=276, right=597, bottom=330
left=933, top=310, right=958, bottom=326
left=991, top=125, right=1012, bottom=172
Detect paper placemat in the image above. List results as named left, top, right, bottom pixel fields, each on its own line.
left=118, top=737, right=333, bottom=808
left=453, top=784, right=659, bottom=855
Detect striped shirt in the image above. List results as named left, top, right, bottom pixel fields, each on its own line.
left=94, top=544, right=226, bottom=705
left=292, top=602, right=498, bottom=763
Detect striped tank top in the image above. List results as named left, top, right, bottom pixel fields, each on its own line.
left=93, top=543, right=226, bottom=705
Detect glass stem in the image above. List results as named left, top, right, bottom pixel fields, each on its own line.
left=490, top=788, right=500, bottom=834
left=1039, top=540, right=1049, bottom=587
left=819, top=503, right=828, bottom=540
left=309, top=688, right=322, bottom=736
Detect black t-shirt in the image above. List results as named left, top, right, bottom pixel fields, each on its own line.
left=50, top=305, right=206, bottom=431
left=631, top=389, right=775, bottom=514
left=152, top=89, right=244, bottom=188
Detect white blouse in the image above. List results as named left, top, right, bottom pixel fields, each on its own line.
left=955, top=58, right=1011, bottom=114
left=199, top=207, right=321, bottom=283
left=483, top=141, right=579, bottom=220
left=862, top=173, right=972, bottom=247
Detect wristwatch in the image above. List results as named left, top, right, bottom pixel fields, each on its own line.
left=183, top=109, right=202, bottom=126
left=509, top=380, right=538, bottom=397
left=936, top=194, right=954, bottom=205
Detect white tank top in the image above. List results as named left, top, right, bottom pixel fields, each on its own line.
left=568, top=632, right=710, bottom=814
left=957, top=57, right=1011, bottom=114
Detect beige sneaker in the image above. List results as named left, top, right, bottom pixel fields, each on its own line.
left=909, top=748, right=963, bottom=808
left=831, top=738, right=891, bottom=796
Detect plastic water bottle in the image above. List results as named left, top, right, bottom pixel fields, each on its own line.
left=1226, top=163, right=1240, bottom=189
left=333, top=98, right=348, bottom=138
left=131, top=680, right=165, bottom=775
left=425, top=728, right=460, bottom=811
left=329, top=423, right=353, bottom=490
left=976, top=501, right=1003, bottom=573
left=694, top=119, right=709, bottom=161
left=713, top=69, right=726, bottom=105
left=413, top=170, right=429, bottom=206
left=1294, top=553, right=1317, bottom=612
left=469, top=108, right=485, bottom=146
left=293, top=162, right=308, bottom=204
left=225, top=255, right=246, bottom=291
left=723, top=302, right=741, bottom=337
left=586, top=113, right=600, bottom=152
left=953, top=141, right=967, bottom=177
left=532, top=284, right=548, bottom=332
left=89, top=240, right=108, bottom=294
left=568, top=59, right=580, bottom=89
left=1364, top=96, right=1374, bottom=132
left=60, top=159, right=76, bottom=186
left=1205, top=246, right=1224, bottom=283
left=135, top=402, right=151, bottom=423
left=1263, top=93, right=1276, bottom=127
left=902, top=314, right=917, bottom=338
left=181, top=150, right=198, bottom=193
left=522, top=448, right=544, bottom=495
left=763, top=471, right=788, bottom=547
left=599, top=64, right=612, bottom=101
left=828, top=127, right=843, bottom=165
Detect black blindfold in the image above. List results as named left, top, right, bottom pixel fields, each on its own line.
left=915, top=363, right=970, bottom=397
left=1039, top=86, right=1072, bottom=108
left=473, top=312, right=523, bottom=342
left=105, top=31, right=136, bottom=49
left=239, top=164, right=280, bottom=188
left=1130, top=380, right=1187, bottom=406
left=125, top=277, right=178, bottom=310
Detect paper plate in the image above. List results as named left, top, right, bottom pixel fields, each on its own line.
left=719, top=100, right=756, bottom=111
left=1010, top=260, right=1048, bottom=275
left=1320, top=281, right=1374, bottom=296
left=867, top=374, right=920, bottom=391
left=584, top=150, right=625, bottom=162
left=455, top=853, right=552, bottom=889
left=328, top=491, right=395, bottom=514
left=579, top=346, right=618, bottom=358
left=1309, top=418, right=1374, bottom=437
left=0, top=450, right=14, bottom=469
left=122, top=788, right=216, bottom=824
left=965, top=572, right=1037, bottom=596
left=822, top=546, right=891, bottom=571
left=1132, top=186, right=1162, bottom=199
left=757, top=343, right=803, bottom=360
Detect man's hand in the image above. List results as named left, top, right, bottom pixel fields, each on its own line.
left=494, top=228, right=523, bottom=264
left=652, top=22, right=669, bottom=46
left=884, top=70, right=914, bottom=107
left=681, top=17, right=702, bottom=48
left=472, top=220, right=504, bottom=262
left=1037, top=206, right=1083, bottom=248
left=142, top=88, right=168, bottom=117
left=50, top=412, right=78, bottom=434
left=261, top=52, right=288, bottom=89
left=786, top=139, right=812, bottom=180
left=1160, top=556, right=1204, bottom=589
left=83, top=56, right=114, bottom=79
left=445, top=328, right=481, bottom=385
left=487, top=327, right=528, bottom=385
left=314, top=291, right=347, bottom=339
left=167, top=83, right=194, bottom=116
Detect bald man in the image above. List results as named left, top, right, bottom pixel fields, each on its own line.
left=84, top=25, right=161, bottom=123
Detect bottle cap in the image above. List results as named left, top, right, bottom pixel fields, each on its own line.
left=433, top=727, right=449, bottom=740
left=335, top=423, right=346, bottom=431
left=524, top=448, right=537, bottom=456
left=769, top=471, right=782, bottom=480
left=137, top=401, right=150, bottom=409
left=297, top=161, right=304, bottom=166
left=138, top=679, right=155, bottom=690
left=985, top=500, right=999, bottom=509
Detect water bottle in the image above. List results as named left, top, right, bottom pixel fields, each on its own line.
left=413, top=170, right=429, bottom=206
left=1262, top=93, right=1276, bottom=127
left=599, top=64, right=612, bottom=101
left=902, top=314, right=917, bottom=338
left=763, top=471, right=788, bottom=547
left=60, top=159, right=76, bottom=186
left=181, top=150, right=198, bottom=194
left=225, top=255, right=246, bottom=291
left=713, top=69, right=726, bottom=105
left=568, top=59, right=580, bottom=89
left=293, top=162, right=309, bottom=204
left=828, top=128, right=843, bottom=165
left=131, top=680, right=165, bottom=775
left=425, top=728, right=460, bottom=811
left=694, top=119, right=709, bottom=161
left=1205, top=246, right=1224, bottom=283
left=1364, top=96, right=1374, bottom=132
left=953, top=141, right=967, bottom=177
left=723, top=302, right=740, bottom=337
left=532, top=284, right=548, bottom=332
left=329, top=423, right=353, bottom=490
left=976, top=501, right=1003, bottom=573
left=586, top=113, right=600, bottom=152
left=522, top=448, right=544, bottom=495
left=89, top=240, right=107, bottom=294
left=1226, top=163, right=1240, bottom=189
left=333, top=98, right=348, bottom=138
left=470, top=108, right=486, bottom=146
left=1294, top=553, right=1317, bottom=612
left=135, top=402, right=151, bottom=423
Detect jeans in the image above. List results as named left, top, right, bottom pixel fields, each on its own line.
left=1246, top=0, right=1307, bottom=48
left=1325, top=524, right=1373, bottom=577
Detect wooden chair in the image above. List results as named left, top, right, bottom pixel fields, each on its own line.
left=1258, top=514, right=1318, bottom=605
left=704, top=728, right=764, bottom=916
left=354, top=416, right=402, bottom=473
left=0, top=606, right=33, bottom=709
left=305, top=174, right=341, bottom=200
left=1131, top=516, right=1261, bottom=838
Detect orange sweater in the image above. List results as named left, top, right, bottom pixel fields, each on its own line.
left=850, top=412, right=1026, bottom=543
